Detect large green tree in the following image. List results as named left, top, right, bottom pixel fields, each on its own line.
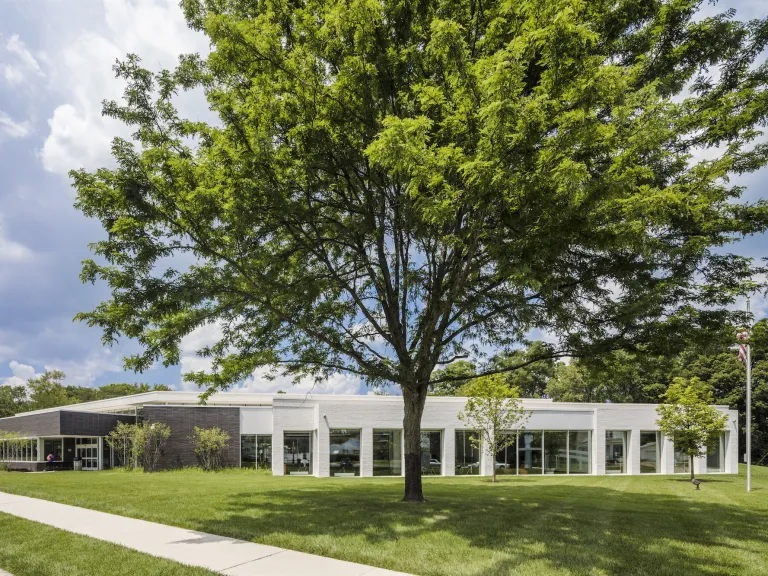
left=72, top=0, right=768, bottom=501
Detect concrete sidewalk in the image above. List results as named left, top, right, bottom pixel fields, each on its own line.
left=0, top=492, right=410, bottom=576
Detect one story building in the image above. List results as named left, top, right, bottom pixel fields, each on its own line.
left=0, top=391, right=738, bottom=476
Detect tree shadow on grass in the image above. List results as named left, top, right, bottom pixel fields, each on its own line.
left=194, top=480, right=768, bottom=576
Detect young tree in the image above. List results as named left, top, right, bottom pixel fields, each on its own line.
left=458, top=375, right=529, bottom=482
left=190, top=426, right=231, bottom=471
left=105, top=421, right=137, bottom=469
left=133, top=422, right=171, bottom=473
left=72, top=0, right=768, bottom=501
left=656, top=377, right=728, bottom=481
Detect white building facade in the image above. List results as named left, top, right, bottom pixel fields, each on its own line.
left=0, top=391, right=738, bottom=476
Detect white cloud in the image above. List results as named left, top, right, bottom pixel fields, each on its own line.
left=0, top=215, right=34, bottom=262
left=0, top=360, right=38, bottom=388
left=0, top=110, right=30, bottom=139
left=237, top=369, right=362, bottom=396
left=39, top=0, right=211, bottom=175
left=3, top=65, right=23, bottom=86
left=5, top=34, right=42, bottom=76
left=178, top=322, right=363, bottom=394
left=44, top=348, right=123, bottom=387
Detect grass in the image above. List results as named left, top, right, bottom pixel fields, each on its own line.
left=0, top=512, right=217, bottom=576
left=1, top=467, right=768, bottom=576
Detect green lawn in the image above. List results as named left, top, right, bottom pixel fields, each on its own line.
left=0, top=512, right=217, bottom=576
left=1, top=467, right=767, bottom=576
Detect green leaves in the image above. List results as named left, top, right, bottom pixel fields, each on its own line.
left=72, top=0, right=768, bottom=400
left=656, top=377, right=728, bottom=459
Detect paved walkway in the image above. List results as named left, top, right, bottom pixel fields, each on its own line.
left=0, top=492, right=410, bottom=576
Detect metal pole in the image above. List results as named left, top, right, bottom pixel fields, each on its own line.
left=747, top=296, right=752, bottom=493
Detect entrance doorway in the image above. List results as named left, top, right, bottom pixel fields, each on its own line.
left=75, top=438, right=99, bottom=470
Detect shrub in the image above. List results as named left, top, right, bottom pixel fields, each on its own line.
left=134, top=422, right=171, bottom=473
left=190, top=426, right=231, bottom=471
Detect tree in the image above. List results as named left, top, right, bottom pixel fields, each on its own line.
left=27, top=370, right=72, bottom=411
left=106, top=420, right=138, bottom=469
left=656, top=377, right=728, bottom=481
left=133, top=422, right=171, bottom=473
left=457, top=375, right=528, bottom=482
left=190, top=426, right=231, bottom=470
left=491, top=342, right=558, bottom=398
left=98, top=383, right=173, bottom=398
left=72, top=0, right=768, bottom=501
left=0, top=386, right=28, bottom=418
left=546, top=350, right=677, bottom=403
left=429, top=361, right=477, bottom=396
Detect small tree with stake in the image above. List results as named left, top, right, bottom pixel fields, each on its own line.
left=458, top=375, right=529, bottom=483
left=656, top=377, right=727, bottom=482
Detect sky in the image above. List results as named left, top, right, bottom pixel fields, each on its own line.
left=0, top=0, right=766, bottom=396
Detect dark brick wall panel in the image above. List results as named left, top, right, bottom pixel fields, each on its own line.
left=0, top=412, right=60, bottom=436
left=63, top=438, right=76, bottom=463
left=143, top=406, right=240, bottom=470
left=60, top=412, right=135, bottom=437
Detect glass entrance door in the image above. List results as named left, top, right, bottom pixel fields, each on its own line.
left=284, top=433, right=313, bottom=475
left=75, top=438, right=99, bottom=470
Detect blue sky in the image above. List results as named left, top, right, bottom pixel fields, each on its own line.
left=0, top=0, right=766, bottom=395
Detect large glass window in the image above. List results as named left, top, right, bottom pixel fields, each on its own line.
left=420, top=431, right=442, bottom=475
left=518, top=431, right=543, bottom=475
left=568, top=431, right=590, bottom=474
left=455, top=430, right=480, bottom=475
left=242, top=435, right=273, bottom=469
left=373, top=430, right=402, bottom=476
left=674, top=438, right=690, bottom=473
left=707, top=433, right=724, bottom=473
left=640, top=432, right=659, bottom=474
left=605, top=431, right=626, bottom=474
left=543, top=431, right=568, bottom=474
left=43, top=439, right=63, bottom=462
left=241, top=435, right=257, bottom=468
left=495, top=433, right=517, bottom=475
left=257, top=435, right=272, bottom=470
left=329, top=429, right=360, bottom=477
left=284, top=433, right=313, bottom=475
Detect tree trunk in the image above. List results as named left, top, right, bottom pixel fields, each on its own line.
left=403, top=385, right=428, bottom=502
left=690, top=455, right=695, bottom=481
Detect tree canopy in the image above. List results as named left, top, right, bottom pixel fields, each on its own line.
left=0, top=371, right=172, bottom=417
left=72, top=0, right=768, bottom=501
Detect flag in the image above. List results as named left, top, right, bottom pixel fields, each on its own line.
left=737, top=331, right=749, bottom=366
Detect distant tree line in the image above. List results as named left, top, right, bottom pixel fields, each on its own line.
left=431, top=320, right=768, bottom=464
left=0, top=370, right=172, bottom=418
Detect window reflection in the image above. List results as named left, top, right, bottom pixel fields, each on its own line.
left=518, top=431, right=543, bottom=475
left=543, top=431, right=568, bottom=474
left=329, top=429, right=360, bottom=477
left=605, top=431, right=626, bottom=474
left=284, top=433, right=313, bottom=475
left=640, top=432, right=659, bottom=474
left=455, top=430, right=480, bottom=475
left=420, top=431, right=442, bottom=474
left=373, top=430, right=402, bottom=476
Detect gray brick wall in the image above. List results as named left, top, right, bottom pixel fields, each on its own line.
left=0, top=412, right=60, bottom=436
left=143, top=406, right=240, bottom=470
left=60, top=412, right=135, bottom=436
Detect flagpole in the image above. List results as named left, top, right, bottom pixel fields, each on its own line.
left=747, top=296, right=752, bottom=493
